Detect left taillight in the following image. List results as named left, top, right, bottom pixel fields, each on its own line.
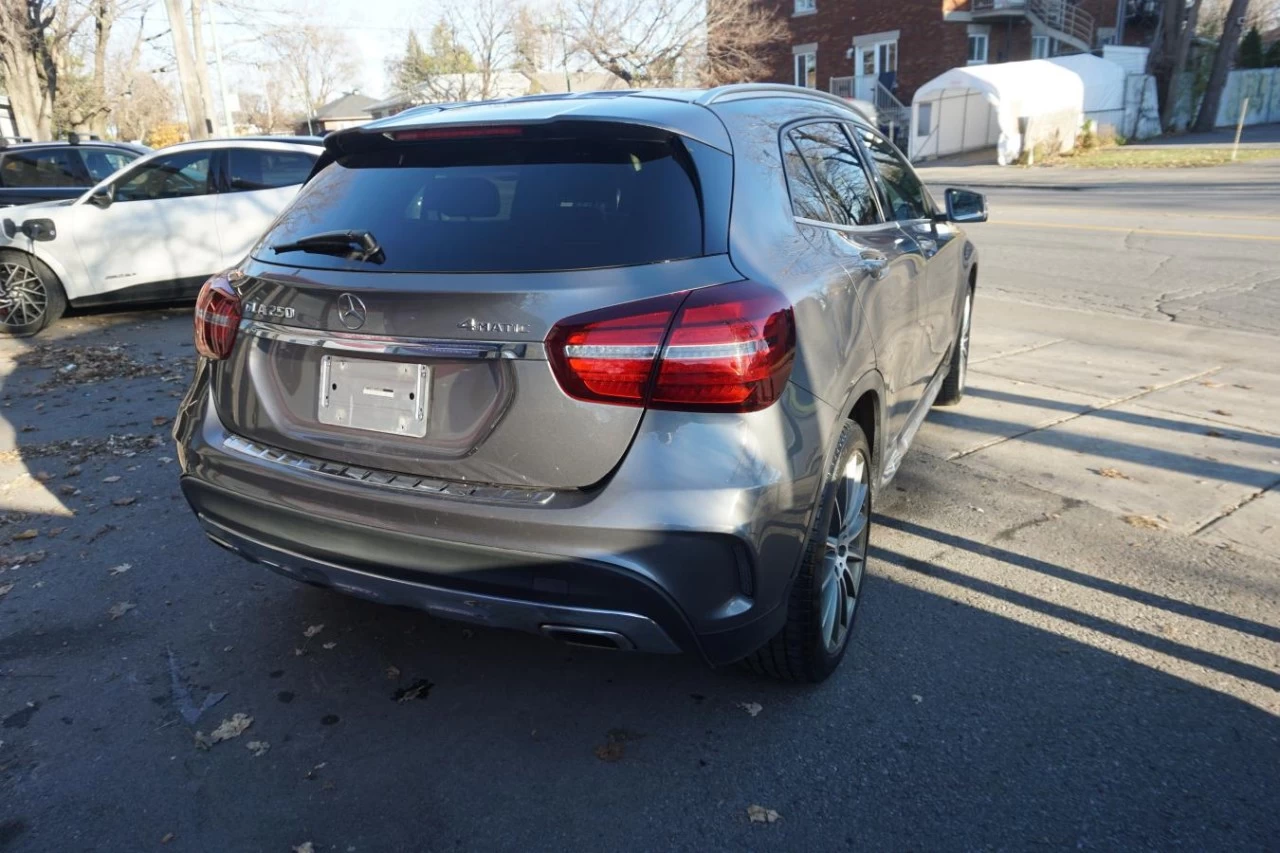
left=193, top=274, right=241, bottom=360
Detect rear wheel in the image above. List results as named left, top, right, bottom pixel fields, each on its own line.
left=935, top=288, right=972, bottom=407
left=0, top=250, right=66, bottom=337
left=744, top=420, right=871, bottom=683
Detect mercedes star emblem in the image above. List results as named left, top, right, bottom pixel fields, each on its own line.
left=336, top=293, right=367, bottom=331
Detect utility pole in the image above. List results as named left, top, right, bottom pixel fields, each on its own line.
left=190, top=0, right=218, bottom=135
left=207, top=0, right=235, bottom=135
left=162, top=0, right=210, bottom=139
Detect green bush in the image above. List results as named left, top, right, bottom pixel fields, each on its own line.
left=1265, top=39, right=1280, bottom=68
left=1238, top=27, right=1264, bottom=69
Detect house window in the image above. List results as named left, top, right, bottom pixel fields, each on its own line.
left=917, top=102, right=932, bottom=137
left=1031, top=35, right=1053, bottom=58
left=794, top=50, right=817, bottom=88
left=967, top=33, right=989, bottom=64
left=794, top=0, right=816, bottom=14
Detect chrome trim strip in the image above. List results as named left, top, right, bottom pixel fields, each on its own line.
left=221, top=433, right=556, bottom=506
left=242, top=320, right=546, bottom=361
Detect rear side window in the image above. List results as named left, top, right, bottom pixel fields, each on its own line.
left=0, top=149, right=84, bottom=188
left=258, top=135, right=703, bottom=273
left=225, top=148, right=316, bottom=192
left=79, top=149, right=136, bottom=181
left=788, top=123, right=879, bottom=227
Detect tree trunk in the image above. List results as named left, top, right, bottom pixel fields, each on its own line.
left=190, top=0, right=218, bottom=135
left=163, top=0, right=209, bottom=139
left=1194, top=0, right=1251, bottom=131
left=91, top=0, right=114, bottom=137
left=2, top=49, right=53, bottom=140
left=1162, top=0, right=1204, bottom=127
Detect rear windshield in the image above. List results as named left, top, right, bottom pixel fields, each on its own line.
left=256, top=134, right=704, bottom=273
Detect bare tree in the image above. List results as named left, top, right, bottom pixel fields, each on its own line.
left=263, top=24, right=360, bottom=129
left=0, top=0, right=98, bottom=139
left=565, top=0, right=784, bottom=87
left=444, top=0, right=516, bottom=100
left=1194, top=0, right=1252, bottom=130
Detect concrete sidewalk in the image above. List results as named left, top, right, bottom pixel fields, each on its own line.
left=919, top=296, right=1279, bottom=562
left=1127, top=122, right=1280, bottom=149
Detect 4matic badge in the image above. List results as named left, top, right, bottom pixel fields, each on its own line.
left=457, top=318, right=529, bottom=334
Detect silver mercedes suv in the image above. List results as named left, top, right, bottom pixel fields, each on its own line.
left=174, top=84, right=986, bottom=682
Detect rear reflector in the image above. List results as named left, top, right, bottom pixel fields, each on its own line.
left=546, top=281, right=795, bottom=413
left=387, top=126, right=524, bottom=142
left=194, top=274, right=241, bottom=360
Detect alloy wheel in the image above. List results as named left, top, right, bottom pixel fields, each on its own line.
left=819, top=448, right=870, bottom=654
left=0, top=262, right=47, bottom=330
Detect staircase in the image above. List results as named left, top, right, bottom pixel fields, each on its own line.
left=971, top=0, right=1095, bottom=53
left=872, top=82, right=912, bottom=148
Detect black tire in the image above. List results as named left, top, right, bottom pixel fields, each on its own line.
left=935, top=286, right=973, bottom=407
left=743, top=420, right=872, bottom=683
left=0, top=250, right=66, bottom=337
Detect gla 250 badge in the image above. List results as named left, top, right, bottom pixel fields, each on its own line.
left=243, top=301, right=296, bottom=320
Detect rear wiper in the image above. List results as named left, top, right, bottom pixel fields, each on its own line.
left=270, top=229, right=384, bottom=264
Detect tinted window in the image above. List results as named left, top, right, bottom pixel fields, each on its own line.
left=114, top=151, right=212, bottom=202
left=80, top=149, right=137, bottom=181
left=259, top=136, right=703, bottom=273
left=226, top=148, right=316, bottom=192
left=856, top=128, right=931, bottom=221
left=0, top=149, right=84, bottom=188
left=788, top=123, right=879, bottom=227
left=783, top=138, right=830, bottom=222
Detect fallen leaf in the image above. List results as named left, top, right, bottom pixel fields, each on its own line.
left=1123, top=515, right=1163, bottom=530
left=593, top=728, right=643, bottom=762
left=293, top=648, right=306, bottom=657
left=158, top=456, right=174, bottom=464
left=1198, top=380, right=1223, bottom=388
left=12, top=529, right=38, bottom=541
left=33, top=471, right=53, bottom=483
left=246, top=740, right=270, bottom=757
left=322, top=642, right=336, bottom=650
left=292, top=843, right=315, bottom=853
left=385, top=665, right=401, bottom=680
left=1095, top=467, right=1130, bottom=480
left=0, top=583, right=14, bottom=598
left=1232, top=384, right=1253, bottom=390
left=102, top=475, right=122, bottom=483
left=46, top=526, right=66, bottom=537
left=108, top=601, right=135, bottom=619
left=1205, top=429, right=1224, bottom=438
left=1210, top=409, right=1232, bottom=417
left=107, top=563, right=131, bottom=576
left=58, top=484, right=78, bottom=496
left=152, top=416, right=171, bottom=427
left=64, top=465, right=81, bottom=478
left=194, top=713, right=253, bottom=749
left=393, top=679, right=434, bottom=703
left=160, top=832, right=175, bottom=844
left=303, top=624, right=324, bottom=638
left=738, top=701, right=763, bottom=717
left=747, top=804, right=781, bottom=824
left=912, top=694, right=924, bottom=704
left=112, top=496, right=136, bottom=506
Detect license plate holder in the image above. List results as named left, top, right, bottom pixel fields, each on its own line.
left=318, top=356, right=429, bottom=437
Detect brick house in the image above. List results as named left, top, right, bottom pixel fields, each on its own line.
left=762, top=0, right=1139, bottom=117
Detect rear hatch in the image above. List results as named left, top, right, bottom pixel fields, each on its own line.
left=212, top=120, right=737, bottom=490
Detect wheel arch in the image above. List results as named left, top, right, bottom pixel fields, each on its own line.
left=0, top=245, right=71, bottom=299
left=838, top=369, right=886, bottom=493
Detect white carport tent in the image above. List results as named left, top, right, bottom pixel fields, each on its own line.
left=909, top=60, right=1085, bottom=165
left=1047, top=53, right=1128, bottom=133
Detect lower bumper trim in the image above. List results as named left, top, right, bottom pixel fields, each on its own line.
left=199, top=515, right=682, bottom=655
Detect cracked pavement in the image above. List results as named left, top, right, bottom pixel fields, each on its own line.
left=0, top=162, right=1277, bottom=851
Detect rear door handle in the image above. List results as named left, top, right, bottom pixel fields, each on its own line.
left=859, top=249, right=889, bottom=280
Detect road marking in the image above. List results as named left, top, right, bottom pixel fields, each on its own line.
left=988, top=220, right=1280, bottom=242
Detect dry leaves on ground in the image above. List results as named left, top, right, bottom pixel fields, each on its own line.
left=152, top=416, right=170, bottom=427
left=102, top=475, right=121, bottom=484
left=393, top=679, right=434, bottom=703
left=1123, top=515, right=1163, bottom=530
left=292, top=843, right=315, bottom=853
left=107, top=564, right=131, bottom=576
left=107, top=601, right=135, bottom=619
left=112, top=496, right=137, bottom=507
left=593, top=728, right=644, bottom=763
left=738, top=702, right=763, bottom=717
left=0, top=433, right=166, bottom=464
left=1205, top=429, right=1225, bottom=438
left=246, top=740, right=270, bottom=757
left=1211, top=409, right=1233, bottom=417
left=747, top=805, right=781, bottom=824
left=1095, top=468, right=1130, bottom=480
left=0, top=583, right=14, bottom=598
left=15, top=343, right=194, bottom=388
left=385, top=665, right=401, bottom=680
left=303, top=624, right=324, bottom=638
left=11, top=529, right=38, bottom=541
left=322, top=642, right=337, bottom=650
left=160, top=832, right=175, bottom=844
left=194, top=713, right=254, bottom=749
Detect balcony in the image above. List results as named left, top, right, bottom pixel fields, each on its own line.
left=971, top=0, right=1094, bottom=52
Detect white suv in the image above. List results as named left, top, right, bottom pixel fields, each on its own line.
left=0, top=137, right=321, bottom=336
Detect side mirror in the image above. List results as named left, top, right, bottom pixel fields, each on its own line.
left=943, top=188, right=987, bottom=223
left=88, top=185, right=114, bottom=209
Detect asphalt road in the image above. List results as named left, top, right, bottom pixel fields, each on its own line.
left=1, top=162, right=1278, bottom=852
left=925, top=158, right=1280, bottom=334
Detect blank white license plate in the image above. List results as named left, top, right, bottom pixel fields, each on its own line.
left=318, top=356, right=429, bottom=437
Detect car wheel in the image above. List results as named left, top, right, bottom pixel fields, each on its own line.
left=934, top=288, right=972, bottom=407
left=0, top=250, right=66, bottom=337
left=744, top=420, right=871, bottom=683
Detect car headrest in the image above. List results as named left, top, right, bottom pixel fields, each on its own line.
left=432, top=176, right=499, bottom=219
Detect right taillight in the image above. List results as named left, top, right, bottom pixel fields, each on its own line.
left=193, top=274, right=241, bottom=360
left=546, top=281, right=795, bottom=413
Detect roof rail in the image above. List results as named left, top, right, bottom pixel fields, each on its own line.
left=696, top=83, right=870, bottom=117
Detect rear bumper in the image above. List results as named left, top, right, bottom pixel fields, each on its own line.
left=175, top=374, right=834, bottom=665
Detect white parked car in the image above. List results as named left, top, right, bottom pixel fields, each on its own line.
left=0, top=137, right=322, bottom=336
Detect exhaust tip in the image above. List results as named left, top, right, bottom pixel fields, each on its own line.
left=540, top=624, right=634, bottom=651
